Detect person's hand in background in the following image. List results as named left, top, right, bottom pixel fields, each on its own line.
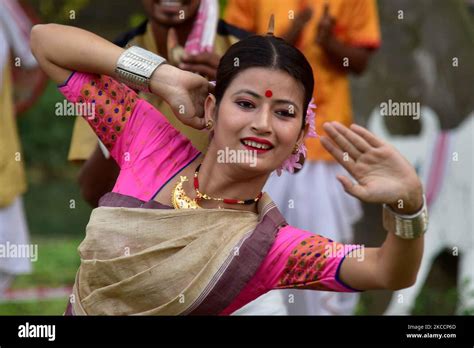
left=316, top=3, right=335, bottom=46
left=167, top=28, right=220, bottom=81
left=313, top=2, right=372, bottom=74
left=179, top=51, right=220, bottom=80
left=281, top=7, right=313, bottom=46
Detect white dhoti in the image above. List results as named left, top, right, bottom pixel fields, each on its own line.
left=0, top=196, right=32, bottom=295
left=231, top=290, right=289, bottom=315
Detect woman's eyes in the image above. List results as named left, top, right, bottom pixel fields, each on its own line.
left=275, top=110, right=294, bottom=117
left=236, top=100, right=255, bottom=109
left=235, top=101, right=295, bottom=118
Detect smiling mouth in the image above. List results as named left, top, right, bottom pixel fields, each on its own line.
left=157, top=0, right=188, bottom=8
left=156, top=0, right=188, bottom=14
left=159, top=0, right=184, bottom=4
left=240, top=139, right=274, bottom=152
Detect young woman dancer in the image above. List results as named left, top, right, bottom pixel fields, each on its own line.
left=30, top=23, right=426, bottom=315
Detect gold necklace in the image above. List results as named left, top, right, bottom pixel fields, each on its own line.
left=193, top=164, right=262, bottom=205
left=171, top=165, right=263, bottom=210
left=171, top=176, right=201, bottom=209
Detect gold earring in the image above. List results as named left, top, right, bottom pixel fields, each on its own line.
left=292, top=143, right=300, bottom=154
left=205, top=120, right=213, bottom=130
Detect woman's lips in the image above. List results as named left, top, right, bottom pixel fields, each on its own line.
left=242, top=144, right=271, bottom=154
left=240, top=140, right=273, bottom=153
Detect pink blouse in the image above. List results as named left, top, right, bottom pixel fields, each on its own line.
left=59, top=72, right=362, bottom=314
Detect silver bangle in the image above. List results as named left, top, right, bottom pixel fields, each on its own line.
left=114, top=46, right=167, bottom=93
left=382, top=195, right=429, bottom=239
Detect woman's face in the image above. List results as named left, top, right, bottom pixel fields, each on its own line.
left=141, top=0, right=200, bottom=26
left=206, top=67, right=307, bottom=175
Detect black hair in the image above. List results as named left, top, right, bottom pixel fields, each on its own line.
left=214, top=35, right=314, bottom=128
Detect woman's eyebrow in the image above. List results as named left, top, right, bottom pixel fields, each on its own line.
left=232, top=89, right=299, bottom=111
left=232, top=89, right=261, bottom=99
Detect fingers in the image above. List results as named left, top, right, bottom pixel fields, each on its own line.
left=316, top=3, right=334, bottom=44
left=180, top=52, right=219, bottom=79
left=193, top=115, right=206, bottom=130
left=170, top=96, right=206, bottom=130
left=181, top=107, right=206, bottom=130
left=179, top=63, right=216, bottom=80
left=320, top=135, right=356, bottom=173
left=208, top=81, right=215, bottom=94
left=298, top=7, right=313, bottom=22
left=182, top=116, right=205, bottom=130
left=323, top=122, right=361, bottom=160
left=332, top=122, right=371, bottom=153
left=349, top=124, right=384, bottom=148
left=336, top=175, right=367, bottom=200
left=167, top=28, right=179, bottom=50
left=181, top=52, right=219, bottom=67
left=186, top=98, right=206, bottom=130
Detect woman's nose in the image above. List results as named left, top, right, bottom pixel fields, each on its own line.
left=251, top=106, right=272, bottom=134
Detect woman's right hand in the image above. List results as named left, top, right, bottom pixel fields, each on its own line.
left=31, top=24, right=213, bottom=130
left=150, top=64, right=214, bottom=130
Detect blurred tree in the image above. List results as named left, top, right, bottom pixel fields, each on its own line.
left=27, top=0, right=90, bottom=23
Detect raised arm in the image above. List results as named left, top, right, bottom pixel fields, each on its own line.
left=320, top=122, right=425, bottom=290
left=30, top=24, right=121, bottom=84
left=30, top=23, right=212, bottom=129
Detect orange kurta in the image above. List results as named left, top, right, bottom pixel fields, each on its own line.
left=225, top=0, right=381, bottom=161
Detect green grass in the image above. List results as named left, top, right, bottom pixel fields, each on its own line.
left=0, top=298, right=69, bottom=315
left=0, top=237, right=81, bottom=315
left=11, top=237, right=81, bottom=289
left=412, top=287, right=458, bottom=315
left=356, top=285, right=465, bottom=315
left=23, top=167, right=92, bottom=238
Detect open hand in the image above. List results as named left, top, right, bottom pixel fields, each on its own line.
left=150, top=64, right=214, bottom=130
left=321, top=122, right=423, bottom=213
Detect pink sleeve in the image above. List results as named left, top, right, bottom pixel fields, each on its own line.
left=58, top=72, right=139, bottom=165
left=58, top=72, right=199, bottom=168
left=259, top=225, right=364, bottom=293
left=220, top=225, right=364, bottom=314
left=58, top=72, right=200, bottom=201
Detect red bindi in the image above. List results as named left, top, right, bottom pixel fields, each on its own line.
left=265, top=90, right=273, bottom=98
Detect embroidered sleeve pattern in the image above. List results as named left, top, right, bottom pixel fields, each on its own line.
left=275, top=234, right=361, bottom=292
left=76, top=75, right=138, bottom=151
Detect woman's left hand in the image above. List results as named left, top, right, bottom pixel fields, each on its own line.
left=320, top=121, right=423, bottom=214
